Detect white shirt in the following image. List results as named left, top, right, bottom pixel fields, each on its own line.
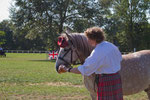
left=78, top=41, right=122, bottom=76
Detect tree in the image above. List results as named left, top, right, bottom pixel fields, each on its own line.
left=10, top=0, right=105, bottom=50
left=0, top=20, right=15, bottom=49
left=99, top=0, right=150, bottom=51
left=0, top=31, right=6, bottom=46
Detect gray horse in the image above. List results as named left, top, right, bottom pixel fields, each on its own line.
left=55, top=33, right=150, bottom=100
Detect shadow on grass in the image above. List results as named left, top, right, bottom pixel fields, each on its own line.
left=29, top=59, right=56, bottom=62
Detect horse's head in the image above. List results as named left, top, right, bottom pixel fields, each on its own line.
left=55, top=33, right=80, bottom=72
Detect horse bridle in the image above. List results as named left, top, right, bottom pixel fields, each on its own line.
left=58, top=46, right=83, bottom=68
left=58, top=31, right=85, bottom=68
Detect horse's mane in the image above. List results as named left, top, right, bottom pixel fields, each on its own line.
left=64, top=33, right=94, bottom=60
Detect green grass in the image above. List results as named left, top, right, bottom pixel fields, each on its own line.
left=0, top=53, right=148, bottom=100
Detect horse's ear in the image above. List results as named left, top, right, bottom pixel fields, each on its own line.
left=57, top=36, right=68, bottom=48
left=64, top=31, right=75, bottom=46
left=64, top=31, right=72, bottom=41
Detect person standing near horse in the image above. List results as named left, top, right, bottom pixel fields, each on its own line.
left=58, top=27, right=123, bottom=100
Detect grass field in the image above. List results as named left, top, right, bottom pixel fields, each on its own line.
left=0, top=53, right=148, bottom=100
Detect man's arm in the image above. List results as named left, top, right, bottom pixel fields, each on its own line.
left=69, top=67, right=81, bottom=74
left=58, top=65, right=81, bottom=74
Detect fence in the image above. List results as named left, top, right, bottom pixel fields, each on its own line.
left=4, top=50, right=130, bottom=60
left=121, top=52, right=131, bottom=54
left=5, top=50, right=49, bottom=53
left=5, top=50, right=130, bottom=54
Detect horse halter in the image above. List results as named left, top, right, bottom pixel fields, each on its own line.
left=58, top=46, right=82, bottom=68
left=57, top=32, right=84, bottom=68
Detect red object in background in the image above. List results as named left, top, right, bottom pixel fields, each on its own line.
left=49, top=51, right=58, bottom=60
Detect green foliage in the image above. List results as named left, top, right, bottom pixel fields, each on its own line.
left=100, top=0, right=150, bottom=51
left=0, top=31, right=6, bottom=46
left=0, top=20, right=15, bottom=49
left=0, top=31, right=5, bottom=38
left=116, top=31, right=129, bottom=51
left=0, top=31, right=5, bottom=36
left=72, top=19, right=90, bottom=32
left=0, top=0, right=149, bottom=51
left=9, top=0, right=105, bottom=50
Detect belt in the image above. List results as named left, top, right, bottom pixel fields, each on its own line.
left=96, top=72, right=119, bottom=76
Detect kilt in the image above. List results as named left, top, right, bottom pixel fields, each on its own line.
left=97, top=72, right=123, bottom=100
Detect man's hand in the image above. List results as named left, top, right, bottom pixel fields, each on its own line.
left=58, top=65, right=67, bottom=74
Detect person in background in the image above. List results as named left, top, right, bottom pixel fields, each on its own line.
left=0, top=47, right=3, bottom=50
left=0, top=47, right=3, bottom=54
left=58, top=27, right=123, bottom=100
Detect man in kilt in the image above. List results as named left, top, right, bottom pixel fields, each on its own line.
left=58, top=27, right=123, bottom=100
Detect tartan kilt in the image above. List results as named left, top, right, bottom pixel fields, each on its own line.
left=97, top=72, right=123, bottom=100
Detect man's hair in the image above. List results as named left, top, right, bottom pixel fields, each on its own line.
left=84, top=27, right=105, bottom=43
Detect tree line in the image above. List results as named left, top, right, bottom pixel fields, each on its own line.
left=0, top=0, right=149, bottom=52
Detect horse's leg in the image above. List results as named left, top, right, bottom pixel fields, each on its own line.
left=84, top=74, right=97, bottom=100
left=90, top=92, right=97, bottom=100
left=144, top=87, right=150, bottom=100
